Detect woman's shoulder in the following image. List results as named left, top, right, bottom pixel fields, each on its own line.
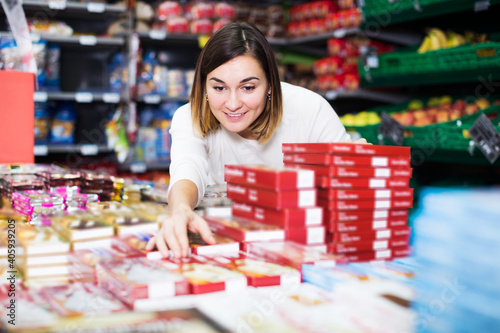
left=280, top=81, right=323, bottom=100
left=171, top=102, right=191, bottom=122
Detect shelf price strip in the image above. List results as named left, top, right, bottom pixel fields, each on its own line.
left=469, top=113, right=500, bottom=164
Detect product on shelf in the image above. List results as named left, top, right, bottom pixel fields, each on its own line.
left=205, top=215, right=285, bottom=242
left=28, top=19, right=73, bottom=36
left=157, top=1, right=183, bottom=21
left=50, top=102, right=77, bottom=144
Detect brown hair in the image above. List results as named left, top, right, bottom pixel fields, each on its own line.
left=190, top=21, right=283, bottom=143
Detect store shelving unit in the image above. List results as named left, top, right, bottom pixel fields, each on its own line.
left=34, top=143, right=113, bottom=156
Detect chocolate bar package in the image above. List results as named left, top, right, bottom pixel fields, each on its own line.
left=316, top=176, right=410, bottom=189
left=283, top=153, right=411, bottom=168
left=318, top=198, right=413, bottom=211
left=324, top=209, right=409, bottom=223
left=285, top=163, right=412, bottom=179
left=327, top=236, right=410, bottom=254
left=318, top=188, right=414, bottom=201
left=328, top=218, right=408, bottom=233
left=231, top=201, right=323, bottom=228
left=224, top=164, right=315, bottom=190
left=205, top=216, right=285, bottom=242
left=282, top=142, right=410, bottom=156
left=286, top=226, right=326, bottom=245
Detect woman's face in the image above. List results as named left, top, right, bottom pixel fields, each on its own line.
left=205, top=55, right=270, bottom=140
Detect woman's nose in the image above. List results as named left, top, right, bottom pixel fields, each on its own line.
left=225, top=91, right=242, bottom=111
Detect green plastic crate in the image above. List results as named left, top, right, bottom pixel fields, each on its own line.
left=436, top=106, right=500, bottom=150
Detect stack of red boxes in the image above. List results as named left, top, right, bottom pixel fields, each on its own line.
left=221, top=165, right=326, bottom=250
left=282, top=143, right=413, bottom=263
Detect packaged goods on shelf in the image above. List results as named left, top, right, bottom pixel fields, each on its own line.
left=205, top=216, right=285, bottom=243
left=284, top=152, right=411, bottom=167
left=188, top=233, right=240, bottom=257
left=286, top=163, right=413, bottom=178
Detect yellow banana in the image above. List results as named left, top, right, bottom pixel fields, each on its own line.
left=418, top=36, right=431, bottom=53
left=428, top=32, right=442, bottom=51
left=429, top=28, right=448, bottom=49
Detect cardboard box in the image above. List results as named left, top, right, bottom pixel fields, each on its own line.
left=318, top=188, right=414, bottom=201
left=324, top=209, right=409, bottom=223
left=285, top=226, right=326, bottom=245
left=331, top=227, right=412, bottom=243
left=282, top=142, right=410, bottom=156
left=285, top=163, right=412, bottom=178
left=327, top=236, right=410, bottom=254
left=205, top=216, right=285, bottom=242
left=328, top=218, right=408, bottom=233
left=231, top=201, right=323, bottom=228
left=283, top=153, right=411, bottom=168
left=224, top=164, right=315, bottom=190
left=316, top=176, right=410, bottom=189
left=318, top=198, right=413, bottom=211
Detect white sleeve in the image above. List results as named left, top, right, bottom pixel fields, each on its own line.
left=168, top=104, right=209, bottom=205
left=308, top=94, right=351, bottom=143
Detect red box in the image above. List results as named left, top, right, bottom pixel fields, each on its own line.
left=205, top=216, right=285, bottom=242
left=316, top=176, right=410, bottom=189
left=328, top=218, right=408, bottom=233
left=286, top=226, right=326, bottom=245
left=211, top=252, right=301, bottom=287
left=284, top=163, right=412, bottom=178
left=341, top=247, right=411, bottom=263
left=283, top=153, right=411, bottom=168
left=328, top=236, right=410, bottom=254
left=224, top=165, right=315, bottom=190
left=282, top=143, right=410, bottom=156
left=318, top=198, right=413, bottom=211
left=189, top=233, right=240, bottom=257
left=324, top=209, right=409, bottom=223
left=318, top=188, right=414, bottom=201
left=95, top=258, right=190, bottom=308
left=231, top=201, right=323, bottom=228
left=246, top=241, right=345, bottom=271
left=226, top=183, right=317, bottom=209
left=159, top=255, right=248, bottom=294
left=332, top=227, right=412, bottom=243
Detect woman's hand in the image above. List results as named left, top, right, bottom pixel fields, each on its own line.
left=146, top=207, right=216, bottom=259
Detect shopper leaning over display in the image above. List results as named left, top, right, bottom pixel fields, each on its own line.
left=146, top=21, right=367, bottom=258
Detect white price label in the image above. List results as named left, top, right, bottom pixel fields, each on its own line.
left=79, top=35, right=97, bottom=46
left=87, top=2, right=106, bottom=13
left=102, top=93, right=120, bottom=103
left=30, top=33, right=41, bottom=43
left=75, top=92, right=94, bottom=103
left=80, top=144, right=99, bottom=156
left=325, top=90, right=338, bottom=100
left=131, top=162, right=147, bottom=173
left=333, top=29, right=347, bottom=38
left=34, top=91, right=48, bottom=102
left=474, top=0, right=490, bottom=11
left=367, top=56, right=379, bottom=68
left=48, top=0, right=66, bottom=10
left=34, top=145, right=48, bottom=156
left=143, top=94, right=161, bottom=104
left=149, top=30, right=167, bottom=40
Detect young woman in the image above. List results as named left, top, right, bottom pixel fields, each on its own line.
left=147, top=21, right=364, bottom=258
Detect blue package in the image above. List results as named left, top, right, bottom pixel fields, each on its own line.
left=50, top=102, right=77, bottom=144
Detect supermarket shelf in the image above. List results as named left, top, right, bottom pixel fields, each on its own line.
left=360, top=0, right=498, bottom=27
left=21, top=0, right=126, bottom=14
left=0, top=32, right=124, bottom=46
left=413, top=148, right=500, bottom=166
left=282, top=28, right=361, bottom=46
left=34, top=91, right=122, bottom=103
left=120, top=161, right=170, bottom=173
left=320, top=89, right=411, bottom=104
left=135, top=95, right=189, bottom=104
left=34, top=144, right=112, bottom=156
left=136, top=31, right=200, bottom=45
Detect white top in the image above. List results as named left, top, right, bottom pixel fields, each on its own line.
left=169, top=82, right=350, bottom=203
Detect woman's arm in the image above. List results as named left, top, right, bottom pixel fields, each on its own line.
left=146, top=179, right=215, bottom=258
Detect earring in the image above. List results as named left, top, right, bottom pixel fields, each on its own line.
left=205, top=93, right=209, bottom=102
left=267, top=93, right=271, bottom=101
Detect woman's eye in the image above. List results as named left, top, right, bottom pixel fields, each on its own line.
left=213, top=86, right=225, bottom=92
left=242, top=86, right=255, bottom=92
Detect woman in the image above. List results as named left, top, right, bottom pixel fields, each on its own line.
left=147, top=22, right=363, bottom=258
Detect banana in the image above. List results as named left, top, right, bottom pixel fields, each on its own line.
left=429, top=28, right=448, bottom=49
left=447, top=31, right=466, bottom=48
left=417, top=36, right=431, bottom=53
left=428, top=32, right=442, bottom=51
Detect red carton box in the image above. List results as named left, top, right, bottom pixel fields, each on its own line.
left=318, top=198, right=413, bottom=211
left=328, top=236, right=410, bottom=254
left=246, top=241, right=345, bottom=271
left=226, top=183, right=317, bottom=209
left=282, top=142, right=410, bottom=156
left=159, top=255, right=248, bottom=294
left=188, top=233, right=240, bottom=257
left=283, top=153, right=411, bottom=168
left=224, top=164, right=315, bottom=190
left=286, top=226, right=326, bottom=245
left=96, top=257, right=190, bottom=308
left=324, top=209, right=409, bottom=223
left=211, top=252, right=301, bottom=287
left=205, top=216, right=285, bottom=242
left=328, top=218, right=408, bottom=233
left=316, top=176, right=410, bottom=189
left=332, top=227, right=412, bottom=243
left=231, top=201, right=323, bottom=228
left=342, top=246, right=411, bottom=263
left=284, top=163, right=412, bottom=178
left=318, top=188, right=414, bottom=201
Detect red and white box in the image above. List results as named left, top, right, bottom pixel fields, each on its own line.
left=331, top=227, right=412, bottom=243
left=316, top=176, right=410, bottom=189
left=286, top=226, right=326, bottom=245
left=340, top=247, right=410, bottom=263
left=188, top=233, right=240, bottom=257
left=284, top=163, right=412, bottom=178
left=283, top=153, right=411, bottom=168
left=224, top=164, right=315, bottom=190
left=231, top=201, right=323, bottom=228
left=205, top=216, right=285, bottom=242
left=328, top=218, right=408, bottom=233
left=210, top=252, right=302, bottom=287
left=246, top=241, right=346, bottom=271
left=318, top=188, right=414, bottom=201
left=282, top=142, right=411, bottom=156
left=159, top=255, right=248, bottom=294
left=328, top=236, right=409, bottom=254
left=324, top=209, right=409, bottom=223
left=319, top=198, right=413, bottom=211
left=226, top=183, right=317, bottom=209
left=95, top=257, right=190, bottom=308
